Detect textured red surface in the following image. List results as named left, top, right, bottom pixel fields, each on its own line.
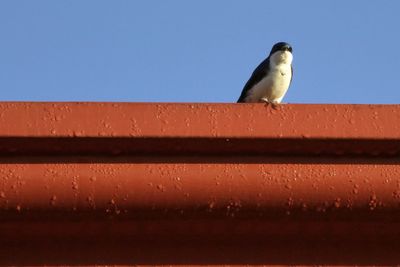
left=1, top=103, right=400, bottom=265
left=0, top=102, right=399, bottom=138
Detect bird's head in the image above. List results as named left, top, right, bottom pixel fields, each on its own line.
left=269, top=42, right=293, bottom=65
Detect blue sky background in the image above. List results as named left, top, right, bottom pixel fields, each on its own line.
left=0, top=1, right=399, bottom=104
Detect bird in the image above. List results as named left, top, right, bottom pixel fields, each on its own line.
left=237, top=42, right=293, bottom=104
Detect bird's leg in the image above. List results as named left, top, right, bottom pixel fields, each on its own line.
left=260, top=98, right=270, bottom=106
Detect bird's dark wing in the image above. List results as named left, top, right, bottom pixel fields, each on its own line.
left=237, top=57, right=270, bottom=103
left=290, top=64, right=293, bottom=85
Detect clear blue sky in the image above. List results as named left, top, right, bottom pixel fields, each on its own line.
left=0, top=1, right=399, bottom=103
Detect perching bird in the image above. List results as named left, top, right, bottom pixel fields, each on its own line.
left=237, top=42, right=293, bottom=103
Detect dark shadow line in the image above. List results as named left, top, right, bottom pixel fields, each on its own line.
left=1, top=154, right=400, bottom=164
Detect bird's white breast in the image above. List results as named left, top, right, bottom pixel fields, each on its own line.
left=246, top=51, right=292, bottom=103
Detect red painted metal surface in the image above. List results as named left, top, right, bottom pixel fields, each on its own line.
left=1, top=103, right=400, bottom=265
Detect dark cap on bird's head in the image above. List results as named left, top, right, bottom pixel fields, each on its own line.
left=270, top=42, right=292, bottom=55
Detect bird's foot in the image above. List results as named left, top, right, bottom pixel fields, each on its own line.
left=270, top=101, right=279, bottom=110
left=260, top=98, right=281, bottom=110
